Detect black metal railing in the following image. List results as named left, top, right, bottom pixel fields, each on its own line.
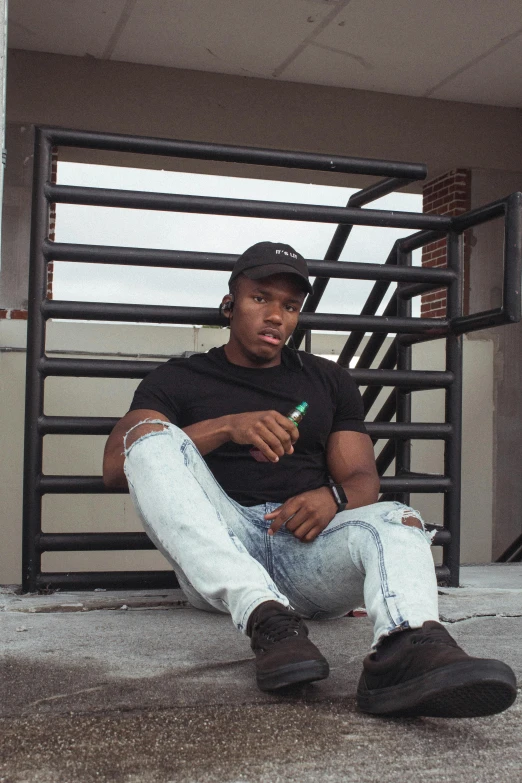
left=497, top=532, right=522, bottom=563
left=22, top=126, right=522, bottom=592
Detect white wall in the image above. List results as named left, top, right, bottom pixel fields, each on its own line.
left=410, top=338, right=494, bottom=564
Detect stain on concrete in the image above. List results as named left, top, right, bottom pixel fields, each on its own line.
left=1, top=700, right=521, bottom=783
left=1, top=572, right=521, bottom=782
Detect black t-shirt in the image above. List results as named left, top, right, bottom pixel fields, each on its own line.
left=129, top=346, right=367, bottom=506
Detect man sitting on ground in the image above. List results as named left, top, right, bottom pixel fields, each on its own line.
left=103, top=241, right=517, bottom=718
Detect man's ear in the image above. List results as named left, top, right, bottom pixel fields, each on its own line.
left=220, top=294, right=234, bottom=319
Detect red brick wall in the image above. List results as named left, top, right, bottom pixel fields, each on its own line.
left=421, top=169, right=471, bottom=318
left=0, top=150, right=58, bottom=319
left=0, top=309, right=29, bottom=319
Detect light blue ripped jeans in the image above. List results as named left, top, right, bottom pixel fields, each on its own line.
left=123, top=421, right=439, bottom=647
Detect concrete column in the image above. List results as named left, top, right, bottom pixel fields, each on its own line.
left=0, top=0, right=7, bottom=268
left=468, top=169, right=522, bottom=560
left=0, top=122, right=33, bottom=315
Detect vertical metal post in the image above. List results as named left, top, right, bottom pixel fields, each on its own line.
left=304, top=329, right=312, bottom=353
left=22, top=128, right=51, bottom=592
left=395, top=248, right=412, bottom=505
left=444, top=231, right=464, bottom=586
left=503, top=193, right=522, bottom=324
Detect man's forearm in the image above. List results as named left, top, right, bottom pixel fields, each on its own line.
left=183, top=416, right=233, bottom=456
left=103, top=417, right=232, bottom=485
left=337, top=472, right=380, bottom=510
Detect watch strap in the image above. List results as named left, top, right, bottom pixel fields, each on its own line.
left=329, top=482, right=348, bottom=513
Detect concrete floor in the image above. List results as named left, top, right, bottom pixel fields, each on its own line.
left=1, top=564, right=521, bottom=783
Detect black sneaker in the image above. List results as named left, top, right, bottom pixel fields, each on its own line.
left=247, top=601, right=329, bottom=691
left=357, top=621, right=517, bottom=718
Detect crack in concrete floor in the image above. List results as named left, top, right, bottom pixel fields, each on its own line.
left=441, top=613, right=522, bottom=623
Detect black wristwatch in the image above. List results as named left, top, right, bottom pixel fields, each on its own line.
left=328, top=481, right=348, bottom=513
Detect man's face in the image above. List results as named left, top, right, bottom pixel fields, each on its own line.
left=223, top=274, right=306, bottom=368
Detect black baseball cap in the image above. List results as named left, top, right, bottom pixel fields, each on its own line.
left=229, top=241, right=312, bottom=294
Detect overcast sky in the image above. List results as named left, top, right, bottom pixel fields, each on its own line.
left=54, top=162, right=422, bottom=318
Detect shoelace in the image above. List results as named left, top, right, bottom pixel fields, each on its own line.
left=255, top=613, right=303, bottom=643
left=410, top=630, right=458, bottom=647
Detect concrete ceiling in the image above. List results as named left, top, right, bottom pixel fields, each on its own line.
left=8, top=0, right=522, bottom=108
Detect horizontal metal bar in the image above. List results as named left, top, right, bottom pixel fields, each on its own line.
left=38, top=565, right=449, bottom=590
left=44, top=241, right=457, bottom=284
left=35, top=526, right=451, bottom=552
left=40, top=358, right=160, bottom=378
left=366, top=422, right=452, bottom=439
left=44, top=240, right=239, bottom=269
left=397, top=281, right=446, bottom=299
left=39, top=416, right=118, bottom=435
left=429, top=527, right=451, bottom=546
left=398, top=229, right=447, bottom=253
left=380, top=475, right=451, bottom=492
left=451, top=197, right=506, bottom=232
left=45, top=183, right=451, bottom=230
left=42, top=300, right=449, bottom=335
left=36, top=570, right=179, bottom=591
left=39, top=418, right=452, bottom=439
left=352, top=369, right=454, bottom=389
left=43, top=125, right=428, bottom=179
left=451, top=308, right=506, bottom=335
left=348, top=177, right=415, bottom=207
left=38, top=476, right=113, bottom=493
left=39, top=358, right=454, bottom=386
left=378, top=492, right=400, bottom=503
left=397, top=329, right=449, bottom=346
left=37, top=532, right=155, bottom=551
left=38, top=416, right=451, bottom=440
left=42, top=299, right=225, bottom=326
left=39, top=468, right=452, bottom=495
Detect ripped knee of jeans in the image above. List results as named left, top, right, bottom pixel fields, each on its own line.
left=383, top=504, right=436, bottom=544
left=124, top=418, right=170, bottom=454
left=401, top=514, right=423, bottom=530
left=385, top=505, right=424, bottom=531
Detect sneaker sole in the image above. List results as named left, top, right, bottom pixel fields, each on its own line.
left=257, top=659, right=330, bottom=691
left=357, top=659, right=517, bottom=718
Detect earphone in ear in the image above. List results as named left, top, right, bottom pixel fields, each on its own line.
left=220, top=295, right=234, bottom=315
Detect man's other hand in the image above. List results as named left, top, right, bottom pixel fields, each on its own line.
left=265, top=487, right=337, bottom=542
left=228, top=410, right=299, bottom=463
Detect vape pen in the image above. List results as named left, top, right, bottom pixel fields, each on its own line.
left=250, top=401, right=308, bottom=462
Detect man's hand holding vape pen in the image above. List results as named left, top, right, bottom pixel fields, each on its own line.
left=228, top=410, right=299, bottom=462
